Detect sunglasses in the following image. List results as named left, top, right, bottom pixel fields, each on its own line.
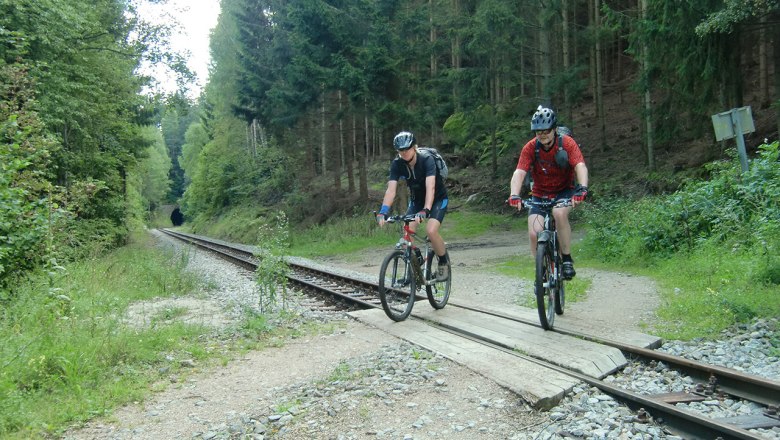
left=535, top=128, right=554, bottom=136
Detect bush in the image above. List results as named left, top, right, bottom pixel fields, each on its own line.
left=580, top=142, right=780, bottom=337
left=583, top=142, right=780, bottom=261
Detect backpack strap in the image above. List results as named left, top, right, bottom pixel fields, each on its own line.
left=534, top=135, right=564, bottom=168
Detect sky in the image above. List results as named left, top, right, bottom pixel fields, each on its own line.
left=136, top=0, right=221, bottom=98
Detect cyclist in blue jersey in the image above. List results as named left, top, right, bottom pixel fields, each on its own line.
left=376, top=131, right=450, bottom=281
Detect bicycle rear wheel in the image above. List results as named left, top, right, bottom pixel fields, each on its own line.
left=535, top=243, right=556, bottom=330
left=425, top=254, right=450, bottom=309
left=378, top=250, right=416, bottom=321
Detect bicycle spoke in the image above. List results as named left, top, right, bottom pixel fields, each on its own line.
left=425, top=254, right=450, bottom=309
left=535, top=243, right=555, bottom=330
left=378, top=250, right=416, bottom=321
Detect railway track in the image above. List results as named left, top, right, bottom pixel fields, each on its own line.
left=159, top=228, right=780, bottom=440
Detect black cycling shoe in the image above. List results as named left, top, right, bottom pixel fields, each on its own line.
left=562, top=261, right=576, bottom=280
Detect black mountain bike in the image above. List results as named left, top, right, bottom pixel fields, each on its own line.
left=522, top=199, right=571, bottom=330
left=377, top=214, right=451, bottom=321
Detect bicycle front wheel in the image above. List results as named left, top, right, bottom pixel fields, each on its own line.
left=535, top=243, right=556, bottom=330
left=555, top=268, right=565, bottom=315
left=425, top=254, right=450, bottom=309
left=378, top=250, right=416, bottom=321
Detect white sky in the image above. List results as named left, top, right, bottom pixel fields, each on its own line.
left=136, top=0, right=221, bottom=98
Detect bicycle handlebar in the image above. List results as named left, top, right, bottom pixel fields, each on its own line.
left=372, top=211, right=421, bottom=224
left=506, top=198, right=572, bottom=210
left=523, top=198, right=572, bottom=209
left=384, top=214, right=420, bottom=224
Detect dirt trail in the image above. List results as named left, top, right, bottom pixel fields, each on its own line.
left=319, top=230, right=661, bottom=333
left=63, top=230, right=661, bottom=439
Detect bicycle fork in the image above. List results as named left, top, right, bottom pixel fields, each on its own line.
left=537, top=231, right=559, bottom=292
left=550, top=234, right=561, bottom=290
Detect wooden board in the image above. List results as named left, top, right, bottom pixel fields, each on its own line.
left=452, top=297, right=663, bottom=349
left=413, top=306, right=626, bottom=378
left=349, top=308, right=583, bottom=409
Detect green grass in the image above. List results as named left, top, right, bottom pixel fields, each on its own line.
left=443, top=210, right=519, bottom=239
left=578, top=231, right=780, bottom=341
left=495, top=255, right=591, bottom=307
left=286, top=203, right=521, bottom=258
left=289, top=214, right=397, bottom=257
left=0, top=232, right=335, bottom=439
left=647, top=246, right=779, bottom=340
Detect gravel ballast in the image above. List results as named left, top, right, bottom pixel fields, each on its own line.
left=63, top=230, right=779, bottom=440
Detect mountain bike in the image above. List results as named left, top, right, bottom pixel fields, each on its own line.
left=519, top=198, right=571, bottom=330
left=377, top=214, right=451, bottom=321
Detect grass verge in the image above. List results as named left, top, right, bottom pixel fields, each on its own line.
left=0, top=232, right=336, bottom=438
left=495, top=256, right=591, bottom=308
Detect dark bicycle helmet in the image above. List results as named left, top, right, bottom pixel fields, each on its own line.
left=530, top=105, right=557, bottom=131
left=393, top=131, right=416, bottom=151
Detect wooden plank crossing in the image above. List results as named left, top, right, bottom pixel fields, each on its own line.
left=452, top=297, right=663, bottom=349
left=413, top=306, right=626, bottom=378
left=348, top=308, right=580, bottom=409
left=714, top=414, right=780, bottom=430
left=349, top=294, right=665, bottom=409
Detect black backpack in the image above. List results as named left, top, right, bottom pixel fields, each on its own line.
left=417, top=147, right=449, bottom=180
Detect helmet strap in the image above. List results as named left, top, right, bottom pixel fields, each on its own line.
left=401, top=149, right=416, bottom=164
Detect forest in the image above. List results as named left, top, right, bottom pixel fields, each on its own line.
left=1, top=0, right=779, bottom=292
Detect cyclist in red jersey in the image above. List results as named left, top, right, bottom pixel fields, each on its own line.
left=508, top=106, right=589, bottom=279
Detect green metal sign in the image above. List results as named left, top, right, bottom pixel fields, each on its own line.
left=711, top=106, right=755, bottom=172
left=711, top=106, right=754, bottom=141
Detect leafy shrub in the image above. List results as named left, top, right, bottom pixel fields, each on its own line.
left=582, top=142, right=780, bottom=336
left=583, top=142, right=780, bottom=261
left=0, top=64, right=58, bottom=292
left=255, top=211, right=291, bottom=312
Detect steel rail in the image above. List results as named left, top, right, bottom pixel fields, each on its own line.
left=420, top=316, right=770, bottom=440
left=451, top=300, right=780, bottom=407
left=159, top=228, right=779, bottom=439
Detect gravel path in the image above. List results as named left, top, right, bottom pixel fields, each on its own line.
left=62, top=230, right=780, bottom=440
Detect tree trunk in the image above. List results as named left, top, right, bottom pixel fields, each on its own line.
left=759, top=17, right=769, bottom=107
left=774, top=22, right=780, bottom=136
left=451, top=0, right=461, bottom=112
left=730, top=34, right=743, bottom=108
left=588, top=0, right=596, bottom=101
left=305, top=118, right=316, bottom=178
left=359, top=100, right=369, bottom=203
left=538, top=11, right=552, bottom=101
left=331, top=92, right=341, bottom=191
left=490, top=113, right=498, bottom=177
left=320, top=89, right=327, bottom=175
left=430, top=0, right=437, bottom=77
left=594, top=0, right=606, bottom=150
left=430, top=0, right=438, bottom=146
left=520, top=47, right=525, bottom=96
left=348, top=111, right=356, bottom=194
left=562, top=0, right=571, bottom=121
left=640, top=0, right=654, bottom=170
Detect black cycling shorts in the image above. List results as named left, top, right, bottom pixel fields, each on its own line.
left=407, top=198, right=448, bottom=223
left=529, top=188, right=574, bottom=216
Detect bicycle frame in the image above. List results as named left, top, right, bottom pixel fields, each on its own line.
left=392, top=216, right=433, bottom=287
left=377, top=212, right=452, bottom=321
left=527, top=199, right=566, bottom=253
left=523, top=198, right=571, bottom=330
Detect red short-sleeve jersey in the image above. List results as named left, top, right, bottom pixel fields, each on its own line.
left=516, top=135, right=585, bottom=198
